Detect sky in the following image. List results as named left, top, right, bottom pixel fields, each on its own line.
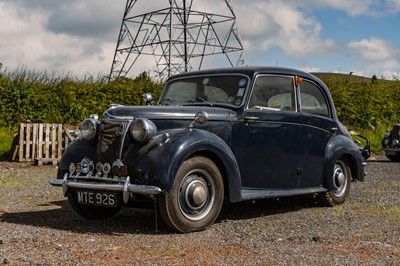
left=0, top=0, right=399, bottom=79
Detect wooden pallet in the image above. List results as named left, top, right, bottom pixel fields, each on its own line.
left=18, top=123, right=63, bottom=165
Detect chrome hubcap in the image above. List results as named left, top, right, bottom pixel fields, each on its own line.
left=333, top=162, right=347, bottom=197
left=185, top=180, right=207, bottom=209
left=178, top=170, right=215, bottom=221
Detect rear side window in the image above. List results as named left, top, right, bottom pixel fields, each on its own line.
left=249, top=75, right=296, bottom=112
left=300, top=80, right=330, bottom=118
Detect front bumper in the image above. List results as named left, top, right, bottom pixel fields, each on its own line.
left=382, top=147, right=400, bottom=155
left=50, top=174, right=162, bottom=204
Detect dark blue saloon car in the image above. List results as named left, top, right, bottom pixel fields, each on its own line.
left=50, top=67, right=365, bottom=232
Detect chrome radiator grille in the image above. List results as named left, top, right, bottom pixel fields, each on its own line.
left=97, top=120, right=130, bottom=163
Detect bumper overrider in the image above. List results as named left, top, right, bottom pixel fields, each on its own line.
left=49, top=158, right=162, bottom=204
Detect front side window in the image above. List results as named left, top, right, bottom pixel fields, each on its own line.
left=249, top=75, right=296, bottom=112
left=300, top=80, right=330, bottom=118
left=160, top=75, right=249, bottom=107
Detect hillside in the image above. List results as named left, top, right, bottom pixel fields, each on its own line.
left=312, top=72, right=373, bottom=83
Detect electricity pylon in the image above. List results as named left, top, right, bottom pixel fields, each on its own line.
left=109, top=0, right=247, bottom=80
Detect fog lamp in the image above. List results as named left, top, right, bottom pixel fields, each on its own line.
left=80, top=158, right=91, bottom=175
left=112, top=160, right=125, bottom=177
left=120, top=165, right=128, bottom=177
left=95, top=162, right=103, bottom=175
left=68, top=163, right=76, bottom=175
left=103, top=163, right=111, bottom=177
left=76, top=163, right=81, bottom=174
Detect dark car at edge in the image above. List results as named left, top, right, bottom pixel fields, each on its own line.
left=382, top=124, right=400, bottom=162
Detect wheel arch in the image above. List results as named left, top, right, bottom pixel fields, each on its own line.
left=324, top=135, right=364, bottom=191
left=188, top=149, right=235, bottom=202
left=127, top=128, right=243, bottom=202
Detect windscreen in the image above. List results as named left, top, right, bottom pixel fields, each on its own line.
left=159, top=75, right=250, bottom=107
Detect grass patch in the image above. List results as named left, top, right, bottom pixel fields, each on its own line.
left=381, top=181, right=400, bottom=188
left=0, top=127, right=16, bottom=160
left=0, top=178, right=24, bottom=188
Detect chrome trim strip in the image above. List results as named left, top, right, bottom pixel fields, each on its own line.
left=118, top=120, right=131, bottom=159
left=241, top=187, right=327, bottom=201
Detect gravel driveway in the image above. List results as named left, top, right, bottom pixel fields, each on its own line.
left=0, top=155, right=399, bottom=265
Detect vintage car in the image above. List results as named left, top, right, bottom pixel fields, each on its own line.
left=50, top=66, right=366, bottom=233
left=382, top=125, right=400, bottom=162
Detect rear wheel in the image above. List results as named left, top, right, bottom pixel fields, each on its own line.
left=159, top=156, right=224, bottom=233
left=67, top=191, right=121, bottom=220
left=322, top=159, right=351, bottom=206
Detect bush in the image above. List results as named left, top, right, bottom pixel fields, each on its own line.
left=0, top=68, right=163, bottom=128
left=0, top=68, right=399, bottom=153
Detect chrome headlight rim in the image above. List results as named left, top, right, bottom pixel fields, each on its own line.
left=80, top=118, right=99, bottom=140
left=130, top=117, right=157, bottom=144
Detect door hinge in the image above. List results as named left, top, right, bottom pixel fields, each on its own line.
left=297, top=168, right=302, bottom=176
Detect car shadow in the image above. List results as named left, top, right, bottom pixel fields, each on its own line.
left=1, top=200, right=170, bottom=235
left=1, top=196, right=322, bottom=235
left=367, top=159, right=394, bottom=163
left=217, top=195, right=321, bottom=222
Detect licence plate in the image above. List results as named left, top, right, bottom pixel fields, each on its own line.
left=386, top=151, right=397, bottom=156
left=77, top=191, right=118, bottom=207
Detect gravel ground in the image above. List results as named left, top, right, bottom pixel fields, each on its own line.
left=0, top=155, right=399, bottom=265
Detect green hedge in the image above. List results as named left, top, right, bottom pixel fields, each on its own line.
left=320, top=74, right=400, bottom=130
left=0, top=69, right=163, bottom=127
left=0, top=68, right=399, bottom=153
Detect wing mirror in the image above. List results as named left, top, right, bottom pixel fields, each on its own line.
left=142, top=93, right=154, bottom=106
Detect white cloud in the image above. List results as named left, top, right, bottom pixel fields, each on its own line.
left=0, top=1, right=123, bottom=76
left=281, top=0, right=389, bottom=17
left=348, top=37, right=397, bottom=61
left=386, top=0, right=400, bottom=13
left=347, top=38, right=400, bottom=79
left=1, top=0, right=399, bottom=80
left=236, top=1, right=336, bottom=57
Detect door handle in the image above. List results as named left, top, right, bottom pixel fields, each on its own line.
left=245, top=116, right=259, bottom=122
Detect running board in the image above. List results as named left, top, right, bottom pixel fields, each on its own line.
left=241, top=187, right=327, bottom=201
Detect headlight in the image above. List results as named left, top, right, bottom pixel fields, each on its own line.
left=392, top=139, right=399, bottom=146
left=383, top=138, right=390, bottom=146
left=80, top=118, right=99, bottom=140
left=130, top=118, right=157, bottom=143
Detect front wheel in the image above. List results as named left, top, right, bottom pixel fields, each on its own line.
left=321, top=159, right=351, bottom=206
left=159, top=156, right=224, bottom=233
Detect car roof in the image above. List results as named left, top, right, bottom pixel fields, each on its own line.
left=169, top=66, right=315, bottom=80
left=167, top=66, right=327, bottom=89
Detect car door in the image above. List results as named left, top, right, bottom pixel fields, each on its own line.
left=237, top=74, right=302, bottom=189
left=298, top=79, right=337, bottom=187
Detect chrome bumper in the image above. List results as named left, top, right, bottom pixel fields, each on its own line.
left=383, top=147, right=400, bottom=152
left=50, top=174, right=162, bottom=204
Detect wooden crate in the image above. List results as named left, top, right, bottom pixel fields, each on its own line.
left=18, top=123, right=63, bottom=165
